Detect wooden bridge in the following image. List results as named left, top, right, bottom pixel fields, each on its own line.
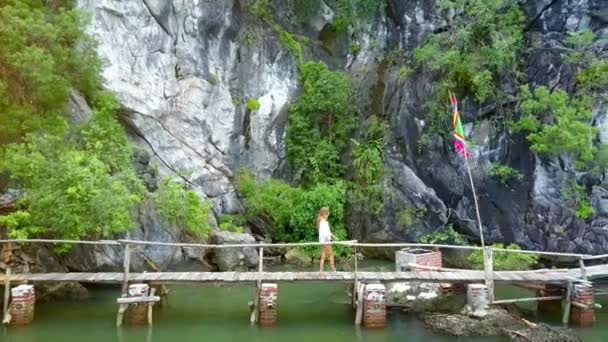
left=2, top=238, right=608, bottom=328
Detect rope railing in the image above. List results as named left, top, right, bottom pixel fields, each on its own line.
left=0, top=238, right=598, bottom=259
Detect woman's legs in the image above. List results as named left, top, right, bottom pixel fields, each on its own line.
left=321, top=245, right=335, bottom=272
left=327, top=245, right=336, bottom=272
left=319, top=246, right=326, bottom=272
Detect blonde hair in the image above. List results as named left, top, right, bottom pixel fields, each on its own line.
left=317, top=207, right=329, bottom=227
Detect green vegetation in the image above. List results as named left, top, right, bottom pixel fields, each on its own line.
left=247, top=98, right=261, bottom=111
left=333, top=0, right=385, bottom=33
left=349, top=117, right=386, bottom=215
left=468, top=243, right=539, bottom=270
left=0, top=95, right=143, bottom=241
left=237, top=170, right=349, bottom=257
left=398, top=66, right=412, bottom=82
left=286, top=61, right=355, bottom=185
left=0, top=0, right=100, bottom=144
left=155, top=178, right=212, bottom=234
left=0, top=1, right=209, bottom=243
left=218, top=214, right=245, bottom=233
left=513, top=85, right=596, bottom=169
left=414, top=0, right=524, bottom=108
left=563, top=181, right=595, bottom=221
left=489, top=163, right=523, bottom=185
left=420, top=225, right=466, bottom=245
left=397, top=207, right=426, bottom=231
left=349, top=43, right=362, bottom=55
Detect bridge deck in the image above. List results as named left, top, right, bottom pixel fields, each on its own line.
left=2, top=264, right=607, bottom=284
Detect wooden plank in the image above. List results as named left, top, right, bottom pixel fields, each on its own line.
left=562, top=281, right=572, bottom=327
left=484, top=247, right=495, bottom=303
left=491, top=296, right=562, bottom=304
left=2, top=267, right=10, bottom=325
left=117, top=296, right=160, bottom=304
left=0, top=270, right=594, bottom=283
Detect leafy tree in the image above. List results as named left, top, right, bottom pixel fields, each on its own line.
left=286, top=62, right=355, bottom=185
left=0, top=124, right=141, bottom=241
left=512, top=85, right=596, bottom=168
left=349, top=117, right=386, bottom=215
left=0, top=0, right=100, bottom=144
left=489, top=163, right=523, bottom=186
left=237, top=170, right=349, bottom=257
left=155, top=178, right=212, bottom=235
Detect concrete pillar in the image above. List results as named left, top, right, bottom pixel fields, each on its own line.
left=571, top=284, right=595, bottom=327
left=537, top=284, right=562, bottom=314
left=363, top=283, right=386, bottom=328
left=258, top=283, right=278, bottom=326
left=126, top=283, right=149, bottom=325
left=9, top=284, right=35, bottom=326
left=465, top=284, right=489, bottom=317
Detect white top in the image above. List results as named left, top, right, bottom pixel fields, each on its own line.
left=318, top=220, right=331, bottom=243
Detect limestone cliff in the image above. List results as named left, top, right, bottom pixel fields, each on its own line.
left=76, top=0, right=608, bottom=254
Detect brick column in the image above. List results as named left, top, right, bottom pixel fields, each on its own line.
left=258, top=283, right=278, bottom=326
left=126, top=283, right=149, bottom=325
left=464, top=284, right=488, bottom=317
left=9, top=285, right=35, bottom=326
left=363, top=283, right=386, bottom=328
left=571, top=284, right=595, bottom=327
left=537, top=284, right=562, bottom=314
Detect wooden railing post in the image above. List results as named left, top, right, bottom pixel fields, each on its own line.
left=484, top=246, right=494, bottom=303
left=2, top=266, right=10, bottom=325
left=250, top=245, right=263, bottom=325
left=121, top=242, right=131, bottom=297
left=579, top=258, right=587, bottom=281
left=562, top=281, right=573, bottom=326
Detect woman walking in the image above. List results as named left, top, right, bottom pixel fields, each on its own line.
left=317, top=207, right=336, bottom=272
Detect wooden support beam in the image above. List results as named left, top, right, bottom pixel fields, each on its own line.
left=121, top=243, right=131, bottom=297
left=116, top=296, right=160, bottom=304
left=147, top=287, right=156, bottom=326
left=484, top=247, right=494, bottom=303
left=2, top=267, right=10, bottom=325
left=571, top=301, right=592, bottom=309
left=116, top=304, right=127, bottom=327
left=353, top=246, right=358, bottom=309
left=354, top=283, right=363, bottom=326
left=562, top=281, right=572, bottom=327
left=491, top=296, right=562, bottom=305
left=250, top=246, right=263, bottom=326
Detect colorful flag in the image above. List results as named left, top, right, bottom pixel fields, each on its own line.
left=450, top=92, right=470, bottom=158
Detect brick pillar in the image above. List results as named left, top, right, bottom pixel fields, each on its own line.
left=9, top=285, right=35, bottom=326
left=126, top=283, right=149, bottom=325
left=258, top=283, right=278, bottom=326
left=571, top=284, right=595, bottom=327
left=465, top=284, right=489, bottom=317
left=363, top=283, right=386, bottom=328
left=537, top=284, right=562, bottom=314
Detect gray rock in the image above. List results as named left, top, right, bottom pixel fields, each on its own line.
left=211, top=231, right=258, bottom=271
left=284, top=248, right=312, bottom=266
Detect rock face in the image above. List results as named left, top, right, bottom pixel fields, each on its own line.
left=211, top=231, right=258, bottom=271
left=76, top=0, right=608, bottom=254
left=62, top=198, right=211, bottom=272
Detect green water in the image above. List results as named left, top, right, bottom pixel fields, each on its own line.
left=3, top=263, right=608, bottom=342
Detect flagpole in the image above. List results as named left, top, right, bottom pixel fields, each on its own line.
left=464, top=157, right=485, bottom=248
